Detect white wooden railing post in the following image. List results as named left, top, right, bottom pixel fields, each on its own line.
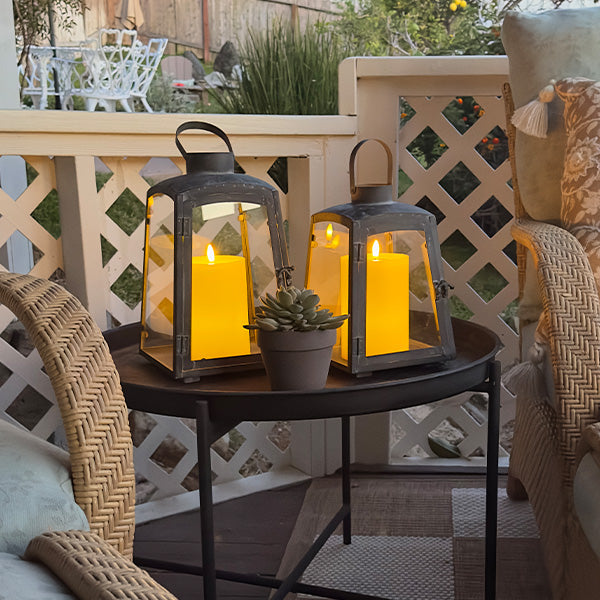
left=338, top=58, right=403, bottom=464
left=0, top=4, right=19, bottom=110
left=54, top=156, right=108, bottom=327
left=0, top=2, right=34, bottom=275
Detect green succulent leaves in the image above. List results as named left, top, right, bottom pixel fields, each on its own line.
left=245, top=286, right=348, bottom=332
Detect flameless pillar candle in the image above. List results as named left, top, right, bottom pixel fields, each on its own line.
left=190, top=244, right=251, bottom=360
left=340, top=240, right=409, bottom=359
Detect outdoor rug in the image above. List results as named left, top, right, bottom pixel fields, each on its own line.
left=277, top=475, right=551, bottom=600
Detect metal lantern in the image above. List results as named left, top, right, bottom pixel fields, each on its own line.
left=305, top=139, right=455, bottom=376
left=140, top=121, right=291, bottom=381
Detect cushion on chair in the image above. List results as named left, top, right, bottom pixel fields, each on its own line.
left=502, top=7, right=600, bottom=223
left=554, top=77, right=600, bottom=296
left=0, top=552, right=77, bottom=599
left=0, top=420, right=89, bottom=556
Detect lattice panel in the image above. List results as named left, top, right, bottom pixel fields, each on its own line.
left=0, top=155, right=64, bottom=440
left=0, top=151, right=295, bottom=500
left=131, top=414, right=292, bottom=500
left=391, top=94, right=517, bottom=460
left=97, top=155, right=157, bottom=327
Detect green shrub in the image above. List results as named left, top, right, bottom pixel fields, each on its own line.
left=146, top=74, right=201, bottom=113
left=212, top=20, right=347, bottom=115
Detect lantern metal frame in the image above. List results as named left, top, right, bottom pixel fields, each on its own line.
left=140, top=121, right=292, bottom=381
left=306, top=139, right=455, bottom=376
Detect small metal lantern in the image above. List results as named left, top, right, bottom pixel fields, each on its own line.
left=305, top=139, right=455, bottom=376
left=140, top=121, right=291, bottom=380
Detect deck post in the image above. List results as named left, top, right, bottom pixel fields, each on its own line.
left=54, top=156, right=108, bottom=327
left=0, top=2, right=34, bottom=275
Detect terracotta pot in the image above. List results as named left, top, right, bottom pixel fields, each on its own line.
left=256, top=328, right=336, bottom=391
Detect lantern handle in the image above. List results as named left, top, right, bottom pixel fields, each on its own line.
left=349, top=139, right=393, bottom=194
left=175, top=121, right=234, bottom=159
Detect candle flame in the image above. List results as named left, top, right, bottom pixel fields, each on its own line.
left=207, top=244, right=215, bottom=264
left=326, top=223, right=333, bottom=242
left=372, top=240, right=380, bottom=258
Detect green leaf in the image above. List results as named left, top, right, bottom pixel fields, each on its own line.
left=301, top=294, right=320, bottom=309
left=427, top=434, right=461, bottom=459
left=313, top=309, right=333, bottom=324
left=302, top=308, right=317, bottom=322
left=256, top=318, right=280, bottom=331
left=276, top=288, right=294, bottom=306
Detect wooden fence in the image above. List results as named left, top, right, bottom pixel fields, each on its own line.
left=55, top=0, right=341, bottom=57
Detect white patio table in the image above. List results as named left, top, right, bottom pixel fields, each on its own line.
left=20, top=29, right=167, bottom=112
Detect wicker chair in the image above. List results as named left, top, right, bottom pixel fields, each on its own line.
left=503, top=83, right=600, bottom=599
left=0, top=272, right=177, bottom=599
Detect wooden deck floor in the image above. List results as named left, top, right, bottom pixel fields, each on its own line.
left=134, top=481, right=311, bottom=599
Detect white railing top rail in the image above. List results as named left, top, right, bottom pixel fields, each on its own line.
left=341, top=55, right=508, bottom=78
left=0, top=111, right=357, bottom=156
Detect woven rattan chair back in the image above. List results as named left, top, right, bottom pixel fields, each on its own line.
left=0, top=272, right=135, bottom=558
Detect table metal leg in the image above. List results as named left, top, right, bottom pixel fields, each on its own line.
left=196, top=401, right=217, bottom=600
left=342, top=415, right=351, bottom=545
left=485, top=360, right=500, bottom=600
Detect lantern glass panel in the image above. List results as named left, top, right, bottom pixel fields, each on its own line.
left=189, top=201, right=276, bottom=361
left=306, top=221, right=350, bottom=366
left=141, top=192, right=175, bottom=370
left=364, top=230, right=441, bottom=357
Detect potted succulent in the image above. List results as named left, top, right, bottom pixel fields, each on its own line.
left=245, top=286, right=348, bottom=391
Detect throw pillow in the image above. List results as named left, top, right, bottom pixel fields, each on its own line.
left=555, top=77, right=600, bottom=294
left=502, top=7, right=600, bottom=223
left=502, top=7, right=600, bottom=321
left=0, top=420, right=89, bottom=557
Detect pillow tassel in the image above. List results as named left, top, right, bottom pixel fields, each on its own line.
left=503, top=341, right=548, bottom=401
left=511, top=80, right=556, bottom=138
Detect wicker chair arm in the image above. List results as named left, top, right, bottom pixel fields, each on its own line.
left=0, top=273, right=136, bottom=558
left=512, top=218, right=600, bottom=483
left=25, top=530, right=177, bottom=600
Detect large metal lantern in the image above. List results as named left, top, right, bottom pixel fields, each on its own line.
left=140, top=121, right=291, bottom=381
left=305, top=139, right=455, bottom=376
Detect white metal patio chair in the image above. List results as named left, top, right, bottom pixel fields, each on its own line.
left=21, top=29, right=166, bottom=113
left=76, top=29, right=139, bottom=112
left=128, top=36, right=169, bottom=112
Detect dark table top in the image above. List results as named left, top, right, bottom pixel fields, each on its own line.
left=105, top=319, right=501, bottom=426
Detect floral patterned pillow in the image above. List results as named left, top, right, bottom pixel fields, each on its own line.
left=556, top=77, right=600, bottom=292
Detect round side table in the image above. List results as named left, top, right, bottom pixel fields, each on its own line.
left=105, top=318, right=502, bottom=600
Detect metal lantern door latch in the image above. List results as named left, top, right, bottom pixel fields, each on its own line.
left=434, top=279, right=454, bottom=300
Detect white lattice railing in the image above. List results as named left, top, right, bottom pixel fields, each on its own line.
left=0, top=56, right=517, bottom=519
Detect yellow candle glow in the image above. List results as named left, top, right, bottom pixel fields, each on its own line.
left=340, top=240, right=409, bottom=359
left=190, top=244, right=251, bottom=360
left=366, top=241, right=409, bottom=356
